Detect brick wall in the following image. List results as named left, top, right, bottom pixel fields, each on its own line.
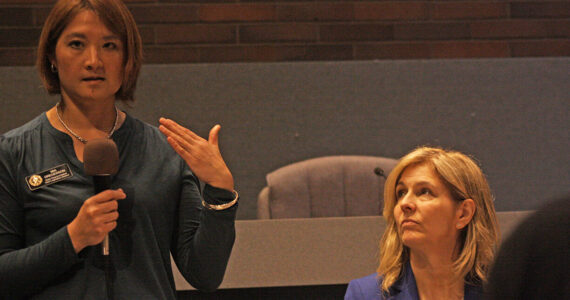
left=1, top=0, right=569, bottom=66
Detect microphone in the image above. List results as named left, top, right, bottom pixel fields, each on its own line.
left=84, top=138, right=119, bottom=256
left=374, top=167, right=386, bottom=179
left=373, top=167, right=387, bottom=215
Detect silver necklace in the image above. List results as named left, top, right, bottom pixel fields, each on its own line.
left=55, top=101, right=119, bottom=144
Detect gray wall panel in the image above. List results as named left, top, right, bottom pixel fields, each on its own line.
left=1, top=58, right=569, bottom=219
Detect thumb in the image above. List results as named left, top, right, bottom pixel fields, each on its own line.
left=209, top=124, right=221, bottom=146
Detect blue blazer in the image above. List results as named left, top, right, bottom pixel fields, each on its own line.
left=345, top=262, right=482, bottom=300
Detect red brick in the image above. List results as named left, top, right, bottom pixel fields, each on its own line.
left=155, top=24, right=236, bottom=44
left=511, top=2, right=570, bottom=18
left=302, top=44, right=353, bottom=61
left=239, top=24, right=318, bottom=43
left=240, top=0, right=305, bottom=1
left=161, top=0, right=229, bottom=3
left=395, top=23, right=470, bottom=40
left=197, top=45, right=305, bottom=63
left=0, top=0, right=56, bottom=4
left=0, top=47, right=36, bottom=66
left=432, top=2, right=508, bottom=20
left=277, top=3, right=353, bottom=22
left=34, top=4, right=183, bottom=26
left=354, top=42, right=431, bottom=60
left=0, top=28, right=41, bottom=47
left=511, top=39, right=570, bottom=57
left=33, top=7, right=52, bottom=27
left=354, top=2, right=428, bottom=21
left=430, top=41, right=510, bottom=58
left=471, top=20, right=566, bottom=39
left=143, top=45, right=200, bottom=64
left=129, top=5, right=199, bottom=24
left=1, top=0, right=150, bottom=3
left=320, top=24, right=393, bottom=42
left=256, top=45, right=307, bottom=62
left=195, top=44, right=352, bottom=63
left=199, top=46, right=264, bottom=62
left=238, top=0, right=307, bottom=2
left=137, top=26, right=156, bottom=45
left=0, top=8, right=34, bottom=26
left=549, top=20, right=570, bottom=37
left=1, top=0, right=569, bottom=65
left=199, top=4, right=276, bottom=22
left=30, top=11, right=155, bottom=44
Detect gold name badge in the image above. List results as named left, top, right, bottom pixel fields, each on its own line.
left=26, top=164, right=73, bottom=191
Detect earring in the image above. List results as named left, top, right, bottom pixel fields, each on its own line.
left=50, top=64, right=57, bottom=73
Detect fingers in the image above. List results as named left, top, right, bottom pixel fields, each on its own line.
left=68, top=189, right=125, bottom=253
left=158, top=119, right=224, bottom=163
left=158, top=119, right=197, bottom=158
left=83, top=189, right=124, bottom=225
left=90, top=188, right=126, bottom=204
left=209, top=124, right=220, bottom=146
left=157, top=117, right=232, bottom=190
left=85, top=198, right=118, bottom=219
left=160, top=126, right=193, bottom=156
left=159, top=118, right=221, bottom=146
left=159, top=118, right=200, bottom=143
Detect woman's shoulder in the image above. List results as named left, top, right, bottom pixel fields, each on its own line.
left=345, top=273, right=382, bottom=300
left=117, top=113, right=180, bottom=161
left=1, top=114, right=46, bottom=140
left=1, top=114, right=46, bottom=153
left=117, top=113, right=166, bottom=143
left=349, top=273, right=381, bottom=288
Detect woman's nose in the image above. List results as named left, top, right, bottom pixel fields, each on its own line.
left=84, top=46, right=102, bottom=70
left=398, top=193, right=416, bottom=213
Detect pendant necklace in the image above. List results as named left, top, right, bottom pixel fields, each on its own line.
left=55, top=101, right=119, bottom=144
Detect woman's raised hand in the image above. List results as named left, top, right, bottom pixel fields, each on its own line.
left=159, top=118, right=234, bottom=192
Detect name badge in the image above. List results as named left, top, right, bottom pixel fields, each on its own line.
left=26, top=164, right=73, bottom=191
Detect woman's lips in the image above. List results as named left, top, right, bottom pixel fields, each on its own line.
left=82, top=77, right=105, bottom=81
left=401, top=219, right=418, bottom=228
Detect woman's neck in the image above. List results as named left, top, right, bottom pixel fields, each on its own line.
left=410, top=250, right=464, bottom=300
left=47, top=94, right=125, bottom=144
left=59, top=95, right=117, bottom=132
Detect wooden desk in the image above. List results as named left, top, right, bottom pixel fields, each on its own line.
left=174, top=211, right=532, bottom=290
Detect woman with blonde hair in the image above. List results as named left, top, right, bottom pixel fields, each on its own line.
left=345, top=147, right=499, bottom=300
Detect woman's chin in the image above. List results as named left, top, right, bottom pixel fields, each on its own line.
left=401, top=234, right=424, bottom=249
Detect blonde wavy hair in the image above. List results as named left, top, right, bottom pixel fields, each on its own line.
left=377, top=146, right=499, bottom=295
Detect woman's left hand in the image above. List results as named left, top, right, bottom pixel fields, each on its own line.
left=159, top=118, right=234, bottom=191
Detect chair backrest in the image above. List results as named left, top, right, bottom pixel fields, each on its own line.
left=257, top=155, right=399, bottom=219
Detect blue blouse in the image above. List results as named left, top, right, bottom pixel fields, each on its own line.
left=345, top=262, right=482, bottom=300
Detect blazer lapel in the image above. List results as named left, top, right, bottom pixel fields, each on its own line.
left=387, top=262, right=420, bottom=300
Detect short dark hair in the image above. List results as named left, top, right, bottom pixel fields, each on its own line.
left=36, top=0, right=143, bottom=102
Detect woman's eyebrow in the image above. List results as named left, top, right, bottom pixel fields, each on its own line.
left=61, top=32, right=87, bottom=40
left=398, top=180, right=436, bottom=189
left=61, top=32, right=120, bottom=41
left=102, top=34, right=121, bottom=41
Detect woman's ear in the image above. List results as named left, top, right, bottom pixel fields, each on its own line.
left=49, top=56, right=57, bottom=71
left=456, top=199, right=476, bottom=229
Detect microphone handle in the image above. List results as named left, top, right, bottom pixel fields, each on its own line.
left=93, top=175, right=113, bottom=256
left=102, top=236, right=110, bottom=256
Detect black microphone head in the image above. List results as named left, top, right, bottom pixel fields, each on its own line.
left=374, top=167, right=385, bottom=177
left=84, top=138, right=119, bottom=176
